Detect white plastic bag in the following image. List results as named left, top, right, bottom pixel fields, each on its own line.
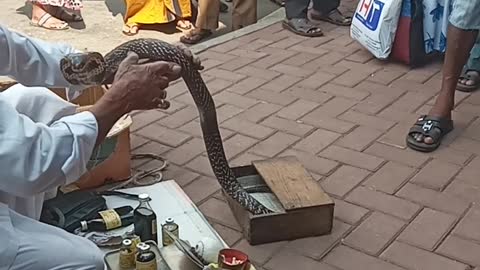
left=350, top=0, right=403, bottom=59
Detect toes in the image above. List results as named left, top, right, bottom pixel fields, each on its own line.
left=424, top=136, right=434, bottom=145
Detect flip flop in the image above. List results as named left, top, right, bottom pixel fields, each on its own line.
left=179, top=29, right=212, bottom=44
left=282, top=18, right=324, bottom=37
left=310, top=9, right=352, bottom=26
left=122, top=24, right=139, bottom=36
left=176, top=19, right=193, bottom=31
left=457, top=68, right=480, bottom=92
left=406, top=115, right=453, bottom=153
left=30, top=13, right=69, bottom=30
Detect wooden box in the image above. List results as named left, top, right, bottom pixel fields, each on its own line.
left=223, top=156, right=334, bottom=245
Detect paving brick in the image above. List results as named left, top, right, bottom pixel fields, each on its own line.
left=282, top=52, right=321, bottom=66
left=342, top=112, right=396, bottom=133
left=173, top=92, right=196, bottom=106
left=247, top=88, right=298, bottom=106
left=157, top=106, right=198, bottom=129
left=353, top=93, right=401, bottom=115
left=206, top=78, right=235, bottom=94
left=276, top=99, right=320, bottom=120
left=261, top=74, right=302, bottom=92
left=324, top=245, right=405, bottom=270
left=402, top=68, right=438, bottom=83
left=334, top=60, right=382, bottom=75
left=294, top=71, right=336, bottom=90
left=345, top=49, right=374, bottom=63
left=233, top=239, right=286, bottom=265
left=214, top=91, right=259, bottom=109
left=289, top=44, right=331, bottom=55
left=205, top=68, right=248, bottom=82
left=268, top=36, right=304, bottom=49
left=294, top=128, right=341, bottom=154
left=200, top=58, right=224, bottom=70
left=377, top=122, right=412, bottom=149
left=270, top=63, right=316, bottom=78
left=318, top=83, right=370, bottom=101
left=345, top=212, right=405, bottom=255
left=215, top=104, right=244, bottom=123
left=428, top=146, right=473, bottom=166
left=388, top=91, right=433, bottom=113
left=131, top=141, right=171, bottom=168
left=332, top=198, right=369, bottom=225
left=377, top=107, right=418, bottom=124
left=390, top=78, right=440, bottom=95
left=229, top=48, right=268, bottom=59
left=163, top=137, right=205, bottom=165
left=230, top=152, right=267, bottom=167
left=410, top=159, right=461, bottom=191
left=449, top=137, right=480, bottom=155
left=210, top=222, right=242, bottom=246
left=136, top=124, right=191, bottom=147
left=186, top=155, right=214, bottom=177
left=303, top=52, right=345, bottom=70
left=200, top=51, right=237, bottom=62
left=319, top=145, right=384, bottom=171
left=283, top=86, right=333, bottom=104
left=210, top=40, right=244, bottom=53
left=236, top=102, right=282, bottom=123
left=264, top=249, right=337, bottom=270
left=335, top=126, right=383, bottom=151
left=455, top=156, right=480, bottom=186
left=250, top=132, right=299, bottom=157
left=285, top=220, right=351, bottom=259
left=363, top=161, right=415, bottom=194
left=280, top=149, right=339, bottom=176
left=183, top=176, right=221, bottom=204
left=162, top=164, right=200, bottom=187
left=261, top=116, right=315, bottom=136
left=237, top=66, right=281, bottom=80
left=367, top=68, right=406, bottom=85
left=130, top=134, right=150, bottom=150
left=332, top=70, right=373, bottom=87
left=453, top=206, right=480, bottom=242
left=364, top=143, right=430, bottom=168
left=242, top=39, right=276, bottom=51
left=346, top=186, right=421, bottom=220
left=251, top=51, right=296, bottom=69
left=222, top=117, right=275, bottom=139
left=397, top=183, right=469, bottom=216
left=219, top=56, right=256, bottom=71
left=303, top=97, right=358, bottom=118
left=296, top=35, right=334, bottom=48
left=223, top=134, right=258, bottom=159
left=438, top=235, right=480, bottom=266
left=131, top=110, right=167, bottom=132
left=397, top=208, right=456, bottom=250
left=321, top=165, right=370, bottom=197
left=199, top=198, right=241, bottom=230
left=227, top=77, right=268, bottom=95
left=381, top=241, right=469, bottom=270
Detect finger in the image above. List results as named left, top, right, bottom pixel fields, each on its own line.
left=145, top=61, right=182, bottom=81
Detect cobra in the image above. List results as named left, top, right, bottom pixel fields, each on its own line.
left=60, top=38, right=273, bottom=215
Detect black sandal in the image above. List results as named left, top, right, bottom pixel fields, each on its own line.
left=406, top=115, right=453, bottom=153
left=310, top=9, right=352, bottom=26
left=282, top=18, right=324, bottom=37
left=457, top=68, right=480, bottom=92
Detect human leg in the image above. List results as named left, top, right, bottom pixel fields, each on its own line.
left=406, top=0, right=480, bottom=152
left=310, top=0, right=351, bottom=26
left=282, top=0, right=323, bottom=37
left=457, top=38, right=480, bottom=92
left=180, top=0, right=219, bottom=44
left=30, top=1, right=69, bottom=30
left=232, top=0, right=257, bottom=30
left=8, top=208, right=104, bottom=270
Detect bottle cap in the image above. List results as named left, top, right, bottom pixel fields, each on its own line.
left=122, top=239, right=132, bottom=246
left=138, top=193, right=150, bottom=201
left=138, top=243, right=151, bottom=252
left=166, top=217, right=174, bottom=223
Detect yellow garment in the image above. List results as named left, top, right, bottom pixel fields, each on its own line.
left=124, top=0, right=192, bottom=26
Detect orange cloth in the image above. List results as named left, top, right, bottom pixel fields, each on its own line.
left=124, top=0, right=192, bottom=26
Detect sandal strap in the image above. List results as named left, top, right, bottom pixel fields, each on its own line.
left=411, top=115, right=453, bottom=136
left=38, top=13, right=53, bottom=26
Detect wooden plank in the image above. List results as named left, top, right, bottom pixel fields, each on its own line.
left=252, top=156, right=332, bottom=210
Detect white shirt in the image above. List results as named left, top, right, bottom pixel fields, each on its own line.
left=0, top=24, right=99, bottom=268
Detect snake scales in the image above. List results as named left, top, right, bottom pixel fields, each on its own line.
left=59, top=38, right=273, bottom=215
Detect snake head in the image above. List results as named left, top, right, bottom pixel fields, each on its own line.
left=60, top=52, right=107, bottom=85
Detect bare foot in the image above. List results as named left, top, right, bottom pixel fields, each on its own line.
left=122, top=24, right=139, bottom=36
left=411, top=95, right=452, bottom=145
left=31, top=3, right=69, bottom=30
left=176, top=19, right=193, bottom=30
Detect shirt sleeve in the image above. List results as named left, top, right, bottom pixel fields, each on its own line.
left=0, top=96, right=99, bottom=197
left=0, top=24, right=89, bottom=100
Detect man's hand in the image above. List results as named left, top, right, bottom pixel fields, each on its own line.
left=89, top=52, right=182, bottom=146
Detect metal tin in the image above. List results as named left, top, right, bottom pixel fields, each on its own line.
left=162, top=217, right=179, bottom=246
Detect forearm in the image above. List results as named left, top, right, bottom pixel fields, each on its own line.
left=0, top=24, right=89, bottom=98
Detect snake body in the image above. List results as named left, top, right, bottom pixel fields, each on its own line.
left=60, top=38, right=273, bottom=215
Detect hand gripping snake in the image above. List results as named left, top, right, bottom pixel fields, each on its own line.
left=59, top=38, right=273, bottom=215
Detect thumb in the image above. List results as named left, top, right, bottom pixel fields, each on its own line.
left=118, top=51, right=139, bottom=69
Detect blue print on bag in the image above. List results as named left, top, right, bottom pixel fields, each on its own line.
left=355, top=0, right=386, bottom=31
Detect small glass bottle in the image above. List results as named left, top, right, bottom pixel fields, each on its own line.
left=133, top=194, right=158, bottom=243
left=135, top=243, right=157, bottom=270
left=162, top=217, right=179, bottom=246
left=125, top=231, right=141, bottom=254
left=118, top=239, right=135, bottom=269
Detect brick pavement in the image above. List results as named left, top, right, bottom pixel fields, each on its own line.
left=131, top=17, right=480, bottom=270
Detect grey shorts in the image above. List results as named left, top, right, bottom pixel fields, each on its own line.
left=449, top=0, right=480, bottom=30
